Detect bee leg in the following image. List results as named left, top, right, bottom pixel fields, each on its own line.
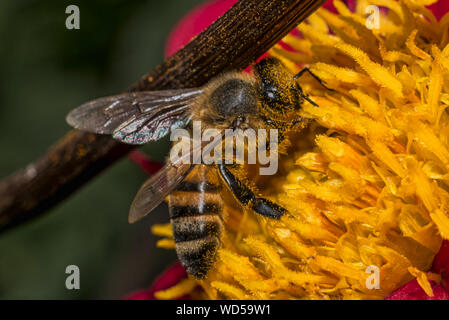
left=218, top=163, right=287, bottom=219
left=294, top=68, right=335, bottom=92
left=295, top=82, right=319, bottom=107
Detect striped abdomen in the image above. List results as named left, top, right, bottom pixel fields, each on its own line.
left=168, top=164, right=223, bottom=279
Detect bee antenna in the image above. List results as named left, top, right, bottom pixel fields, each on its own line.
left=294, top=68, right=335, bottom=92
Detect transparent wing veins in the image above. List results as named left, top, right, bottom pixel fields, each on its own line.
left=66, top=89, right=202, bottom=142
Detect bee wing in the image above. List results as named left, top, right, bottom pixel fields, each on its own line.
left=128, top=161, right=193, bottom=224
left=66, top=88, right=202, bottom=143
left=128, top=130, right=224, bottom=223
left=112, top=102, right=192, bottom=145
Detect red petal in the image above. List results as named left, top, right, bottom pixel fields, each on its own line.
left=385, top=240, right=449, bottom=300
left=428, top=0, right=449, bottom=20
left=385, top=279, right=449, bottom=300
left=165, top=0, right=238, bottom=58
left=125, top=262, right=189, bottom=300
left=432, top=240, right=449, bottom=287
left=128, top=150, right=163, bottom=175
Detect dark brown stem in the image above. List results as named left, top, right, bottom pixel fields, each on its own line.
left=0, top=0, right=326, bottom=233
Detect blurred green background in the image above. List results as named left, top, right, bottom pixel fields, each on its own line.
left=0, top=0, right=206, bottom=299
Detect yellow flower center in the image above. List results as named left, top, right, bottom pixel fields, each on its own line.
left=154, top=0, right=449, bottom=300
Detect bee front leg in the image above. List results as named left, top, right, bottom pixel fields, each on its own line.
left=217, top=163, right=287, bottom=219
left=294, top=82, right=318, bottom=107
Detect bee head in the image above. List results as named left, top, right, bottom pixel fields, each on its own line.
left=255, top=57, right=301, bottom=113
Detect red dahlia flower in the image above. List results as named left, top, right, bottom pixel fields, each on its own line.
left=127, top=0, right=449, bottom=300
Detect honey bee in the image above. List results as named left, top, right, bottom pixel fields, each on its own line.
left=66, top=57, right=328, bottom=279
